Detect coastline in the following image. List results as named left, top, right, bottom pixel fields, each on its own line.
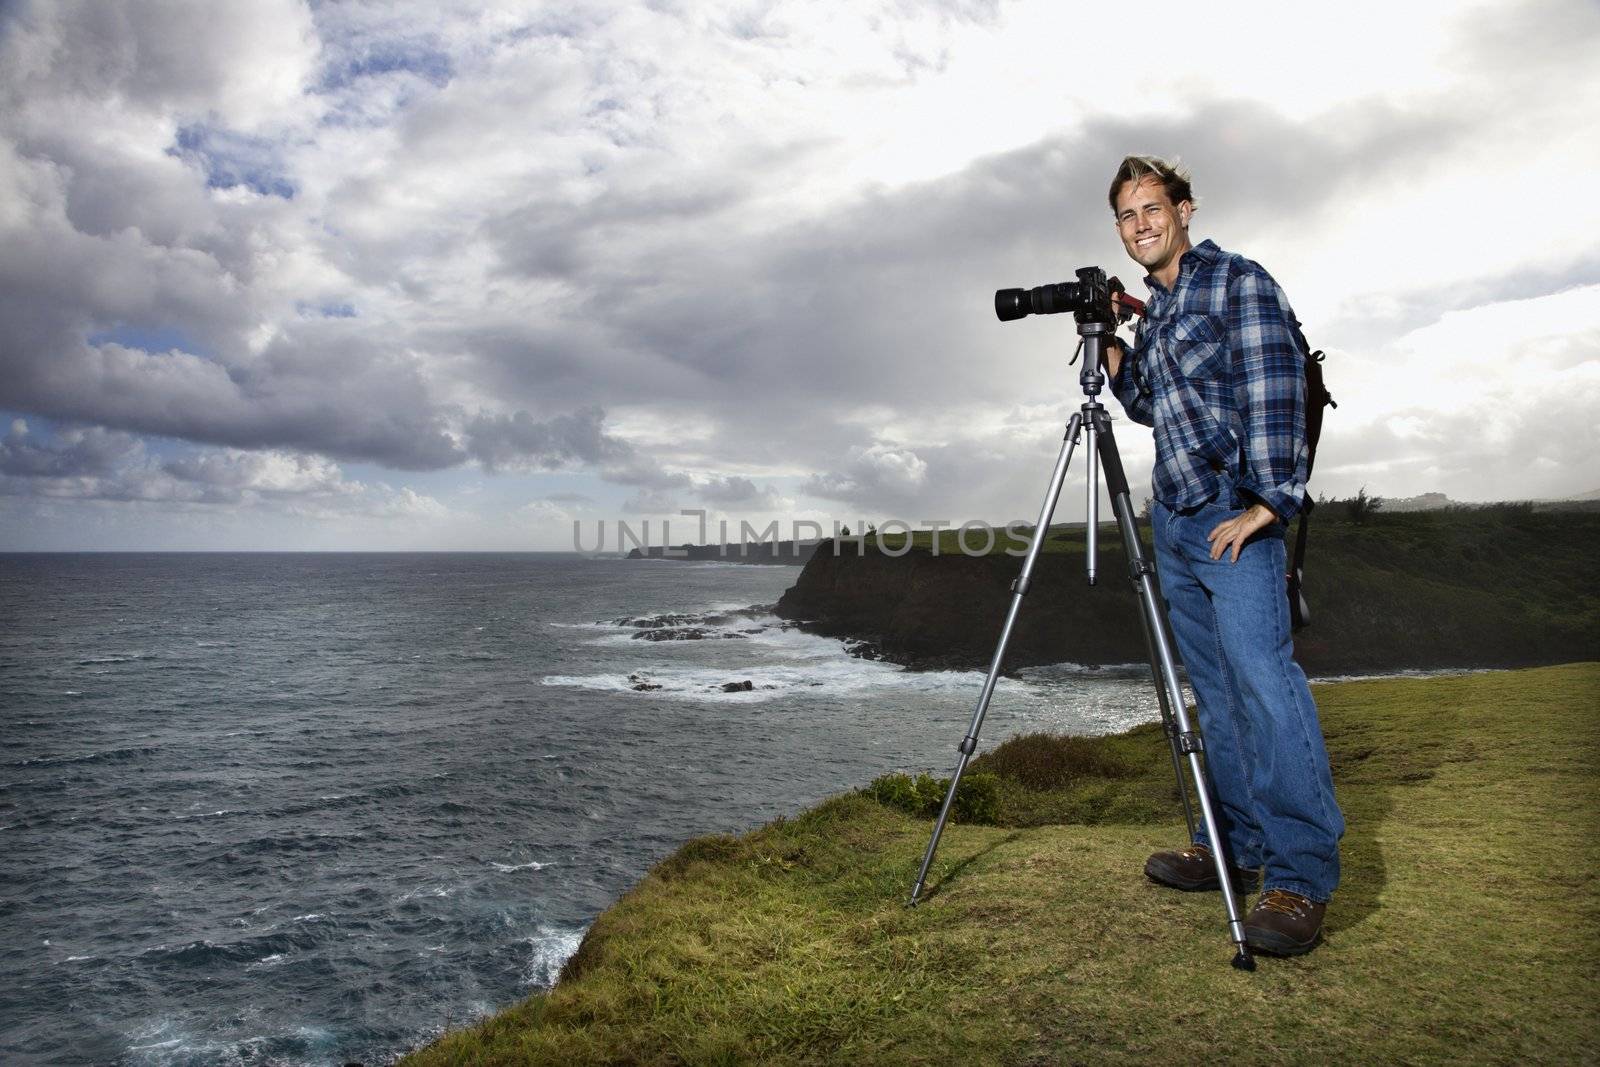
left=402, top=663, right=1600, bottom=1064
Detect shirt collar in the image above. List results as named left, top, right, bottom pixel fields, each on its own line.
left=1143, top=238, right=1221, bottom=294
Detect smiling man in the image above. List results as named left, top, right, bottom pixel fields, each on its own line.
left=1103, top=155, right=1343, bottom=957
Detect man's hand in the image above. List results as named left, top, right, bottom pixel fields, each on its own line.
left=1207, top=503, right=1278, bottom=563
left=1106, top=336, right=1124, bottom=378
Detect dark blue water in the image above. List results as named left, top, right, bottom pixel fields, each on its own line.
left=0, top=553, right=1166, bottom=1065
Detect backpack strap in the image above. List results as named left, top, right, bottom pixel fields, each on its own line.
left=1288, top=347, right=1335, bottom=633
left=1289, top=497, right=1313, bottom=631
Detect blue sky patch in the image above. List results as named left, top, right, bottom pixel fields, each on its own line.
left=168, top=124, right=296, bottom=199
left=318, top=41, right=453, bottom=92
left=297, top=302, right=358, bottom=319
left=87, top=325, right=203, bottom=355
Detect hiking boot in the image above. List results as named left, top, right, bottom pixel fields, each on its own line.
left=1144, top=843, right=1259, bottom=892
left=1243, top=889, right=1327, bottom=956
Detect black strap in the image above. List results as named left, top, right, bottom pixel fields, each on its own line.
left=1288, top=497, right=1313, bottom=631
left=1287, top=345, right=1332, bottom=633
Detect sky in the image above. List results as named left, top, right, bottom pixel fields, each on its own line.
left=1, top=0, right=1597, bottom=551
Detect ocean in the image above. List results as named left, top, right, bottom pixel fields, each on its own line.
left=0, top=553, right=1171, bottom=1065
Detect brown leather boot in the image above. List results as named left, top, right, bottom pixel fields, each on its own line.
left=1243, top=889, right=1327, bottom=955
left=1144, top=843, right=1259, bottom=892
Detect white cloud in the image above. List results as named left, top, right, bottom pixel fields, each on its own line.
left=1, top=0, right=1598, bottom=548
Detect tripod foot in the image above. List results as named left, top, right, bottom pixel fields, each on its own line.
left=1231, top=948, right=1257, bottom=972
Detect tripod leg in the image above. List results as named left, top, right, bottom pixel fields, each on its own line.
left=1091, top=408, right=1256, bottom=971
left=1136, top=594, right=1198, bottom=841
left=908, top=413, right=1083, bottom=906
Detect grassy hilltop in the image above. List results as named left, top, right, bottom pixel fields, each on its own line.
left=775, top=506, right=1600, bottom=675
left=403, top=663, right=1600, bottom=1065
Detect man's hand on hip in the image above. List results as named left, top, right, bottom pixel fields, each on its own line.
left=1207, top=503, right=1278, bottom=563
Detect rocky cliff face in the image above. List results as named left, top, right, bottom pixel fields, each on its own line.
left=772, top=518, right=1600, bottom=677
left=775, top=540, right=1153, bottom=671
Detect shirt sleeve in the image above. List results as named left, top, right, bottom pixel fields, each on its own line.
left=1110, top=331, right=1154, bottom=427
left=1227, top=265, right=1308, bottom=521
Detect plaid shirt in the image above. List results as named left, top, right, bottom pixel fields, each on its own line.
left=1110, top=239, right=1309, bottom=521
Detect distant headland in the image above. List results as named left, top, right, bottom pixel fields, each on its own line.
left=626, top=540, right=820, bottom=566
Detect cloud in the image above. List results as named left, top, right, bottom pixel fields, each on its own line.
left=802, top=443, right=930, bottom=509
left=0, top=418, right=448, bottom=517
left=0, top=419, right=141, bottom=478
left=2, top=0, right=1598, bottom=548
left=696, top=475, right=783, bottom=509
left=463, top=405, right=634, bottom=472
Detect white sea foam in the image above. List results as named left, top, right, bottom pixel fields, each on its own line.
left=543, top=655, right=983, bottom=703
left=490, top=860, right=549, bottom=873
left=522, top=924, right=587, bottom=988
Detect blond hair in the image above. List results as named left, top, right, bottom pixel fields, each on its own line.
left=1108, top=155, right=1195, bottom=213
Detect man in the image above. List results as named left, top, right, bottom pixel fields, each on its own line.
left=1103, top=155, right=1343, bottom=956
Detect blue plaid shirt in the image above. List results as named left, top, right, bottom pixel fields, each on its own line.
left=1110, top=239, right=1309, bottom=521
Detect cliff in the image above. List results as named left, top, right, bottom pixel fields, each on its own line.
left=775, top=508, right=1600, bottom=676
left=402, top=664, right=1600, bottom=1064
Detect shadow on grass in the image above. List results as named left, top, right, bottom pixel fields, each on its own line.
left=913, top=830, right=1027, bottom=904
left=1317, top=679, right=1483, bottom=935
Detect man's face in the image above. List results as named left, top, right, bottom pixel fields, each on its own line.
left=1114, top=176, right=1192, bottom=279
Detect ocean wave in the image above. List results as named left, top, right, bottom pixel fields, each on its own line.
left=12, top=744, right=160, bottom=768
left=522, top=924, right=586, bottom=988
left=489, top=860, right=549, bottom=873
left=134, top=922, right=335, bottom=969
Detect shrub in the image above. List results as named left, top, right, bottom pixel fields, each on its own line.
left=1350, top=485, right=1384, bottom=525
left=863, top=770, right=1002, bottom=824
left=971, top=732, right=1136, bottom=791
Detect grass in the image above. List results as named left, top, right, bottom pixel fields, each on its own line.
left=401, top=663, right=1600, bottom=1065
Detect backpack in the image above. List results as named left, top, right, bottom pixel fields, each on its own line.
left=1288, top=329, right=1336, bottom=631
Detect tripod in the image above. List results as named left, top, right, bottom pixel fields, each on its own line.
left=906, top=315, right=1256, bottom=972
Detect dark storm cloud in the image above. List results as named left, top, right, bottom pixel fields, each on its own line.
left=528, top=96, right=1473, bottom=510
left=696, top=475, right=774, bottom=506
left=462, top=406, right=634, bottom=473
left=3, top=333, right=467, bottom=472
left=524, top=95, right=1465, bottom=415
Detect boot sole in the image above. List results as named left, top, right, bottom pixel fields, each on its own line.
left=1243, top=926, right=1323, bottom=956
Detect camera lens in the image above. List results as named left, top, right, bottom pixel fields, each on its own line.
left=995, top=288, right=1030, bottom=321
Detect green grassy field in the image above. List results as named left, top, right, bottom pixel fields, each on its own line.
left=402, top=663, right=1600, bottom=1065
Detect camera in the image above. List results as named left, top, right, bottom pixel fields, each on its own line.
left=995, top=266, right=1127, bottom=325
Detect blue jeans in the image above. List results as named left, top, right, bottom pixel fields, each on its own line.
left=1152, top=499, right=1344, bottom=902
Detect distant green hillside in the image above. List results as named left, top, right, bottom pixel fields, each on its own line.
left=775, top=507, right=1600, bottom=676
left=402, top=664, right=1600, bottom=1065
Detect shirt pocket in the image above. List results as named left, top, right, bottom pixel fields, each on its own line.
left=1169, top=313, right=1229, bottom=384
